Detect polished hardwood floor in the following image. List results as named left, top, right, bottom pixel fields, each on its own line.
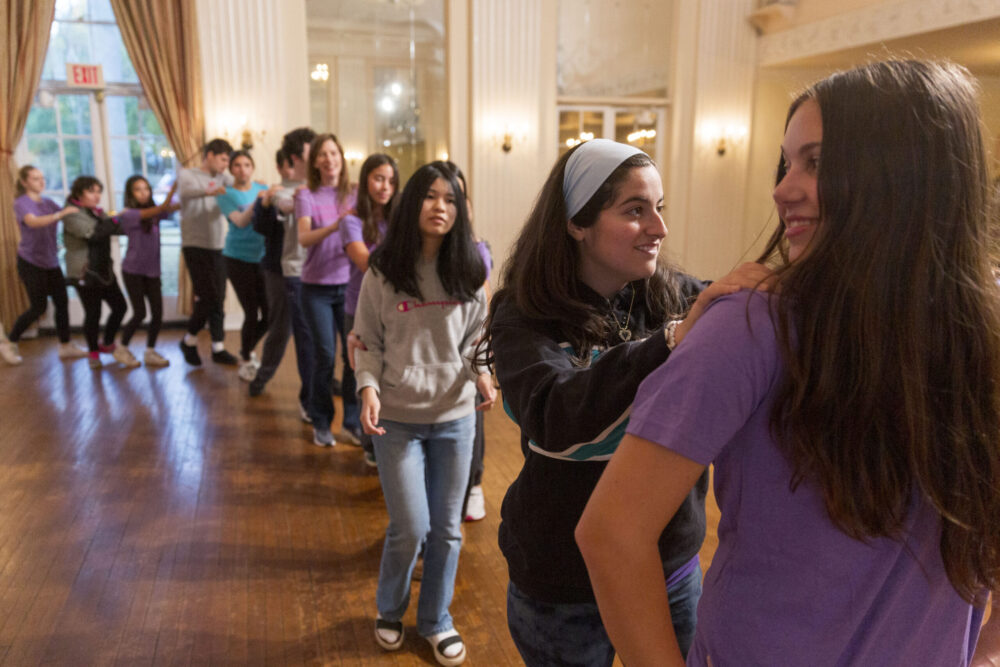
left=0, top=330, right=720, bottom=666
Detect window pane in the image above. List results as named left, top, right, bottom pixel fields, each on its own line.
left=616, top=110, right=657, bottom=163
left=145, top=140, right=177, bottom=193
left=110, top=138, right=143, bottom=204
left=105, top=95, right=139, bottom=136
left=88, top=0, right=115, bottom=22
left=25, top=105, right=58, bottom=135
left=58, top=95, right=91, bottom=136
left=25, top=137, right=63, bottom=192
left=54, top=0, right=87, bottom=22
left=63, top=139, right=96, bottom=183
left=91, top=24, right=138, bottom=84
left=141, top=109, right=164, bottom=136
left=43, top=22, right=91, bottom=81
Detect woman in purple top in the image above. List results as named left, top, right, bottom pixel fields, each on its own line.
left=0, top=166, right=85, bottom=365
left=578, top=60, right=1000, bottom=666
left=296, top=133, right=360, bottom=447
left=119, top=175, right=180, bottom=367
left=341, top=153, right=398, bottom=464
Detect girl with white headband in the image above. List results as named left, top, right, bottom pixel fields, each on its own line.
left=475, top=139, right=767, bottom=665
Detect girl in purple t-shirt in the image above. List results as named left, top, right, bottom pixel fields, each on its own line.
left=0, top=166, right=85, bottom=365
left=340, top=154, right=398, bottom=464
left=295, top=133, right=360, bottom=447
left=578, top=61, right=1000, bottom=666
left=119, top=175, right=180, bottom=367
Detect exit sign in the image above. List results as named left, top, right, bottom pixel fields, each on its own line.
left=66, top=63, right=104, bottom=89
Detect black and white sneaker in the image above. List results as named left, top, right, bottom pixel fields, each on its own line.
left=179, top=339, right=201, bottom=366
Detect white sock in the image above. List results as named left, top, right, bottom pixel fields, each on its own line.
left=427, top=629, right=463, bottom=658
left=183, top=333, right=198, bottom=346
left=211, top=341, right=225, bottom=352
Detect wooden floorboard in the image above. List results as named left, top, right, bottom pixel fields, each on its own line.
left=0, top=330, right=721, bottom=666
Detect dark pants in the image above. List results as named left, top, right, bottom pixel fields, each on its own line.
left=74, top=278, right=128, bottom=352
left=182, top=246, right=226, bottom=342
left=506, top=566, right=702, bottom=666
left=253, top=270, right=291, bottom=387
left=9, top=256, right=70, bottom=343
left=121, top=272, right=163, bottom=347
left=225, top=256, right=268, bottom=360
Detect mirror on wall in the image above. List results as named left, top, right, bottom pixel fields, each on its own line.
left=305, top=0, right=446, bottom=184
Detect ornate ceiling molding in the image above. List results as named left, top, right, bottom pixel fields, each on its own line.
left=758, top=0, right=1000, bottom=66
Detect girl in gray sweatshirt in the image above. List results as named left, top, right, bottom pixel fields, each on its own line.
left=354, top=163, right=494, bottom=667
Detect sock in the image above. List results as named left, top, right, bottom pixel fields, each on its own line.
left=211, top=341, right=225, bottom=352
left=183, top=333, right=198, bottom=346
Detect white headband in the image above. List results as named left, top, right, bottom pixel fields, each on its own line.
left=563, top=139, right=645, bottom=219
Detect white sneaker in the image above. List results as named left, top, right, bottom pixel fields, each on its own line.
left=57, top=342, right=88, bottom=359
left=113, top=345, right=141, bottom=368
left=465, top=485, right=486, bottom=522
left=143, top=348, right=170, bottom=367
left=238, top=359, right=258, bottom=382
left=299, top=401, right=313, bottom=424
left=0, top=341, right=22, bottom=365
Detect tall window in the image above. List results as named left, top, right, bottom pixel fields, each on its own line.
left=16, top=0, right=181, bottom=299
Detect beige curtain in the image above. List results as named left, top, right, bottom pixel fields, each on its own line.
left=0, top=0, right=56, bottom=329
left=110, top=0, right=205, bottom=315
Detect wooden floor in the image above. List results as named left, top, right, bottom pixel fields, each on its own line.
left=0, top=330, right=719, bottom=666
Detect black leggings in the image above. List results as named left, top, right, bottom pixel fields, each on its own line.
left=121, top=272, right=163, bottom=347
left=182, top=247, right=226, bottom=342
left=225, top=256, right=268, bottom=360
left=8, top=256, right=71, bottom=343
left=74, top=278, right=127, bottom=352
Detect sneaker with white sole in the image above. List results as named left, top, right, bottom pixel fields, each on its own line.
left=238, top=359, right=258, bottom=382
left=464, top=485, right=486, bottom=522
left=335, top=428, right=362, bottom=446
left=299, top=401, right=313, bottom=424
left=57, top=342, right=88, bottom=359
left=113, top=346, right=141, bottom=368
left=143, top=348, right=170, bottom=367
left=0, top=341, right=22, bottom=365
left=313, top=428, right=334, bottom=447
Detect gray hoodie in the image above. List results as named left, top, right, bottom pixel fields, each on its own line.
left=354, top=257, right=486, bottom=424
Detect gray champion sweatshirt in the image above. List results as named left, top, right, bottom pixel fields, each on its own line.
left=353, top=257, right=486, bottom=425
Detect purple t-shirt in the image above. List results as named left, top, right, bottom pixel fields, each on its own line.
left=14, top=195, right=61, bottom=269
left=475, top=240, right=493, bottom=282
left=120, top=209, right=167, bottom=278
left=295, top=186, right=356, bottom=286
left=339, top=214, right=386, bottom=315
left=628, top=291, right=977, bottom=666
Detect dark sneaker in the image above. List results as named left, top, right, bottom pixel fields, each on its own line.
left=249, top=378, right=265, bottom=397
left=179, top=340, right=202, bottom=366
left=211, top=349, right=238, bottom=365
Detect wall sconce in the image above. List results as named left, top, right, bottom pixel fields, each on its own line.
left=698, top=121, right=748, bottom=157
left=493, top=123, right=528, bottom=154
left=310, top=63, right=329, bottom=82
left=344, top=150, right=364, bottom=165
left=222, top=115, right=265, bottom=151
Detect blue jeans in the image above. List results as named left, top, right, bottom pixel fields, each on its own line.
left=373, top=415, right=475, bottom=637
left=300, top=282, right=359, bottom=432
left=506, top=565, right=702, bottom=666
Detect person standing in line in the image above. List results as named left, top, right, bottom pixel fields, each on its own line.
left=216, top=150, right=268, bottom=381
left=1, top=165, right=86, bottom=365
left=61, top=176, right=131, bottom=369
left=177, top=138, right=238, bottom=367
left=354, top=162, right=494, bottom=666
left=247, top=128, right=316, bottom=420
left=577, top=60, right=1000, bottom=667
left=296, top=133, right=360, bottom=447
left=118, top=175, right=180, bottom=367
left=340, top=153, right=399, bottom=467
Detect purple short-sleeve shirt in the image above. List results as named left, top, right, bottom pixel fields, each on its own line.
left=339, top=214, right=386, bottom=315
left=628, top=291, right=977, bottom=666
left=14, top=195, right=61, bottom=269
left=295, top=186, right=356, bottom=286
left=120, top=208, right=166, bottom=278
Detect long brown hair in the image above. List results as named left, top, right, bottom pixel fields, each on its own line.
left=758, top=60, right=1000, bottom=602
left=306, top=133, right=350, bottom=204
left=15, top=165, right=37, bottom=196
left=479, top=144, right=686, bottom=367
left=355, top=153, right=398, bottom=245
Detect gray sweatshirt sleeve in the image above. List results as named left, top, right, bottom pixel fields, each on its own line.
left=460, top=287, right=488, bottom=382
left=353, top=270, right=385, bottom=395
